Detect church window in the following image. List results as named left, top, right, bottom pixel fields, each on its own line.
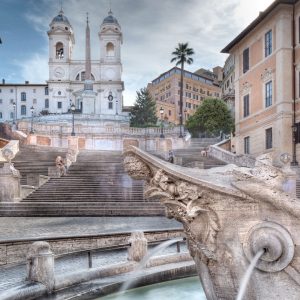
left=21, top=92, right=26, bottom=101
left=56, top=42, right=64, bottom=59
left=106, top=42, right=115, bottom=57
left=0, top=112, right=2, bottom=119
left=21, top=105, right=26, bottom=115
left=57, top=102, right=62, bottom=109
left=75, top=72, right=95, bottom=81
left=45, top=99, right=49, bottom=108
left=45, top=87, right=49, bottom=95
left=58, top=91, right=61, bottom=95
left=108, top=91, right=113, bottom=109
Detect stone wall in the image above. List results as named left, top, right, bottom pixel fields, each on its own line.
left=0, top=229, right=184, bottom=266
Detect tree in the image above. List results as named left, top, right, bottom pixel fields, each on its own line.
left=130, top=88, right=157, bottom=127
left=186, top=98, right=234, bottom=137
left=170, top=43, right=194, bottom=136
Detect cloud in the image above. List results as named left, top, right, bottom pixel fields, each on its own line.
left=13, top=0, right=275, bottom=105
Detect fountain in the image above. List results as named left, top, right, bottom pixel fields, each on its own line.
left=123, top=146, right=300, bottom=299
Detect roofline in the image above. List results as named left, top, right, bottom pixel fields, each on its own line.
left=221, top=0, right=299, bottom=53
left=151, top=66, right=215, bottom=84
left=0, top=84, right=48, bottom=87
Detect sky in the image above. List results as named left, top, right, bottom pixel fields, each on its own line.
left=0, top=0, right=274, bottom=105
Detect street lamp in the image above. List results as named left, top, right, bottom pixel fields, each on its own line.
left=116, top=98, right=119, bottom=115
left=179, top=113, right=182, bottom=138
left=30, top=106, right=34, bottom=134
left=291, top=124, right=298, bottom=166
left=71, top=103, right=76, bottom=136
left=12, top=102, right=16, bottom=125
left=160, top=106, right=165, bottom=138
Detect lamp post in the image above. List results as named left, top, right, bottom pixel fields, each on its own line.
left=160, top=106, right=165, bottom=138
left=179, top=113, right=182, bottom=138
left=291, top=124, right=298, bottom=166
left=116, top=98, right=119, bottom=115
left=183, top=108, right=187, bottom=136
left=30, top=106, right=34, bottom=134
left=12, top=102, right=16, bottom=126
left=71, top=103, right=76, bottom=136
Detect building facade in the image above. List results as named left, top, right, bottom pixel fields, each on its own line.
left=222, top=0, right=300, bottom=161
left=221, top=54, right=235, bottom=117
left=0, top=9, right=125, bottom=122
left=147, top=67, right=222, bottom=125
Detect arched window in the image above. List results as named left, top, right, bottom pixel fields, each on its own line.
left=21, top=92, right=26, bottom=101
left=56, top=42, right=64, bottom=59
left=106, top=42, right=115, bottom=57
left=21, top=105, right=26, bottom=116
left=75, top=72, right=95, bottom=81
left=108, top=91, right=113, bottom=109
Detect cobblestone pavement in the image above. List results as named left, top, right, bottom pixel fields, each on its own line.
left=0, top=243, right=187, bottom=292
left=0, top=217, right=182, bottom=242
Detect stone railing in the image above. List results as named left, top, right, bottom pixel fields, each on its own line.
left=0, top=140, right=19, bottom=162
left=209, top=140, right=256, bottom=168
left=17, top=121, right=182, bottom=137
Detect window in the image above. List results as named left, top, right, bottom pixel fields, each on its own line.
left=0, top=89, right=1, bottom=93
left=10, top=99, right=14, bottom=104
left=56, top=42, right=64, bottom=59
left=243, top=48, right=249, bottom=73
left=106, top=42, right=115, bottom=57
left=266, top=128, right=272, bottom=149
left=265, top=30, right=272, bottom=57
left=0, top=112, right=2, bottom=119
left=244, top=136, right=250, bottom=154
left=21, top=92, right=26, bottom=101
left=169, top=110, right=171, bottom=116
left=45, top=87, right=49, bottom=95
left=0, top=99, right=2, bottom=104
left=265, top=81, right=272, bottom=107
left=58, top=91, right=61, bottom=96
left=108, top=101, right=113, bottom=109
left=243, top=94, right=250, bottom=117
left=21, top=105, right=26, bottom=115
left=45, top=99, right=49, bottom=108
left=57, top=102, right=62, bottom=109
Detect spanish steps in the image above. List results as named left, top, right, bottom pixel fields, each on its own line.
left=0, top=139, right=226, bottom=216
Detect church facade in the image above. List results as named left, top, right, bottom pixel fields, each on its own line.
left=0, top=9, right=126, bottom=122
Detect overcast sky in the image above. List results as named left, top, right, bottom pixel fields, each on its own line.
left=0, top=0, right=274, bottom=105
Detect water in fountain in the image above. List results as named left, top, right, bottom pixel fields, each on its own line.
left=236, top=249, right=265, bottom=300
left=120, top=237, right=183, bottom=293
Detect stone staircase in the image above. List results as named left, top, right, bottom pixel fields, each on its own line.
left=174, top=138, right=226, bottom=168
left=12, top=146, right=67, bottom=185
left=0, top=150, right=164, bottom=216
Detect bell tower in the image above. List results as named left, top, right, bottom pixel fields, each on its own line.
left=48, top=9, right=75, bottom=81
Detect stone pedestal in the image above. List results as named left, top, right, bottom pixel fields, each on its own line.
left=127, top=231, right=148, bottom=262
left=0, top=163, right=21, bottom=202
left=27, top=242, right=55, bottom=292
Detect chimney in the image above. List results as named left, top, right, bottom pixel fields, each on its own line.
left=25, top=81, right=29, bottom=84
left=2, top=79, right=5, bottom=84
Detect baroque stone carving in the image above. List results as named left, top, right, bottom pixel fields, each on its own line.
left=261, top=67, right=273, bottom=82
left=123, top=146, right=300, bottom=300
left=145, top=168, right=220, bottom=262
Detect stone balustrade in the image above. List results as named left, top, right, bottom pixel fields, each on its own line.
left=208, top=140, right=256, bottom=168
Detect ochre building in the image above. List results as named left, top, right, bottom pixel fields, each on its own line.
left=147, top=67, right=221, bottom=125
left=222, top=0, right=300, bottom=162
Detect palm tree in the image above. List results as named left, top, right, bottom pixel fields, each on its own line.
left=171, top=43, right=194, bottom=137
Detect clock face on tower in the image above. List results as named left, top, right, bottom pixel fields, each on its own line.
left=54, top=67, right=65, bottom=78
